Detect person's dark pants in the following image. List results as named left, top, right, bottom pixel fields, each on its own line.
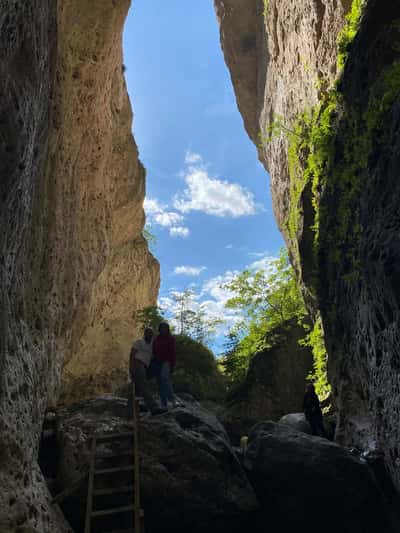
left=307, top=414, right=328, bottom=438
left=157, top=362, right=175, bottom=408
left=127, top=359, right=157, bottom=417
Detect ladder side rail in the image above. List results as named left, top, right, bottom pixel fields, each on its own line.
left=132, top=381, right=142, bottom=532
left=84, top=436, right=97, bottom=533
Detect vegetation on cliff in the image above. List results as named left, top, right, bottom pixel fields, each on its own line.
left=221, top=249, right=309, bottom=384
left=173, top=335, right=226, bottom=401
left=261, top=0, right=400, bottom=403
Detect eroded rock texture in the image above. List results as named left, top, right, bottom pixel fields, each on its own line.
left=319, top=0, right=400, bottom=490
left=215, top=0, right=400, bottom=492
left=0, top=0, right=158, bottom=530
left=56, top=396, right=259, bottom=533
left=214, top=0, right=348, bottom=274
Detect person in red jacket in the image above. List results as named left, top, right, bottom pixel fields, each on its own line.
left=152, top=322, right=177, bottom=409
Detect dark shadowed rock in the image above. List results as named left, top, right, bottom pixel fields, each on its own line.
left=244, top=421, right=396, bottom=533
left=220, top=322, right=313, bottom=444
left=56, top=396, right=259, bottom=533
left=279, top=413, right=312, bottom=434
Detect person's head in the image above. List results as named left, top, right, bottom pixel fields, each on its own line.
left=158, top=322, right=170, bottom=336
left=306, top=383, right=315, bottom=394
left=144, top=327, right=153, bottom=342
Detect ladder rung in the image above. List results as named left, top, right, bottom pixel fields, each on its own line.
left=94, top=465, right=134, bottom=475
left=96, top=432, right=133, bottom=442
left=92, top=505, right=144, bottom=518
left=94, top=485, right=134, bottom=496
left=95, top=450, right=132, bottom=459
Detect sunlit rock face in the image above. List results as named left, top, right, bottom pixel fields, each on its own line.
left=0, top=0, right=158, bottom=530
left=215, top=0, right=400, bottom=492
left=214, top=0, right=348, bottom=253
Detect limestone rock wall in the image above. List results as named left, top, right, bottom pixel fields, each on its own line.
left=215, top=0, right=400, bottom=491
left=214, top=0, right=349, bottom=246
left=319, top=0, right=400, bottom=490
left=0, top=0, right=159, bottom=530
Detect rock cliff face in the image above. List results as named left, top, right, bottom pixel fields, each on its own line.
left=215, top=0, right=400, bottom=490
left=0, top=0, right=159, bottom=530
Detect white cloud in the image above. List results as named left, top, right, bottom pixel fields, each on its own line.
left=144, top=197, right=189, bottom=238
left=174, top=154, right=262, bottom=218
left=144, top=198, right=162, bottom=215
left=185, top=151, right=202, bottom=164
left=154, top=211, right=183, bottom=227
left=158, top=269, right=241, bottom=337
left=226, top=244, right=233, bottom=249
left=248, top=255, right=277, bottom=273
left=169, top=226, right=190, bottom=238
left=248, top=250, right=269, bottom=258
left=199, top=270, right=241, bottom=327
left=144, top=198, right=183, bottom=228
left=174, top=266, right=206, bottom=276
left=174, top=167, right=259, bottom=217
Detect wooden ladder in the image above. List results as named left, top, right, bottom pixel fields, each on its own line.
left=84, top=387, right=144, bottom=533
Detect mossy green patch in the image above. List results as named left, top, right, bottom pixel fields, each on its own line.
left=263, top=0, right=269, bottom=19
left=337, top=0, right=366, bottom=70
left=302, top=316, right=330, bottom=400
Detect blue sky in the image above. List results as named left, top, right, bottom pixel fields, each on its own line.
left=123, top=0, right=284, bottom=351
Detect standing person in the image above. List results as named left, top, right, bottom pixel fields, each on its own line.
left=303, top=383, right=328, bottom=438
left=152, top=322, right=179, bottom=409
left=128, top=327, right=164, bottom=417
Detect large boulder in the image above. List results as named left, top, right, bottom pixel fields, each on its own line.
left=279, top=413, right=312, bottom=434
left=244, top=421, right=396, bottom=532
left=56, top=396, right=259, bottom=533
left=221, top=322, right=313, bottom=443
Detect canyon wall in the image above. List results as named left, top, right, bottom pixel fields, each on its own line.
left=215, top=0, right=400, bottom=490
left=0, top=0, right=159, bottom=530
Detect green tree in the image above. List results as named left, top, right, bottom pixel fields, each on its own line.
left=133, top=305, right=165, bottom=333
left=170, top=289, right=221, bottom=344
left=221, top=248, right=308, bottom=384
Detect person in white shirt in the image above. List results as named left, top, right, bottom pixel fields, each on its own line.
left=128, top=327, right=165, bottom=416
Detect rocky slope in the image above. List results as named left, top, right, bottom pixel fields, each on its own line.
left=55, top=396, right=259, bottom=533
left=0, top=0, right=158, bottom=530
left=215, top=0, right=400, bottom=491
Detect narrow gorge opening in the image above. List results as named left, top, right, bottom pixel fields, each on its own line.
left=122, top=0, right=285, bottom=358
